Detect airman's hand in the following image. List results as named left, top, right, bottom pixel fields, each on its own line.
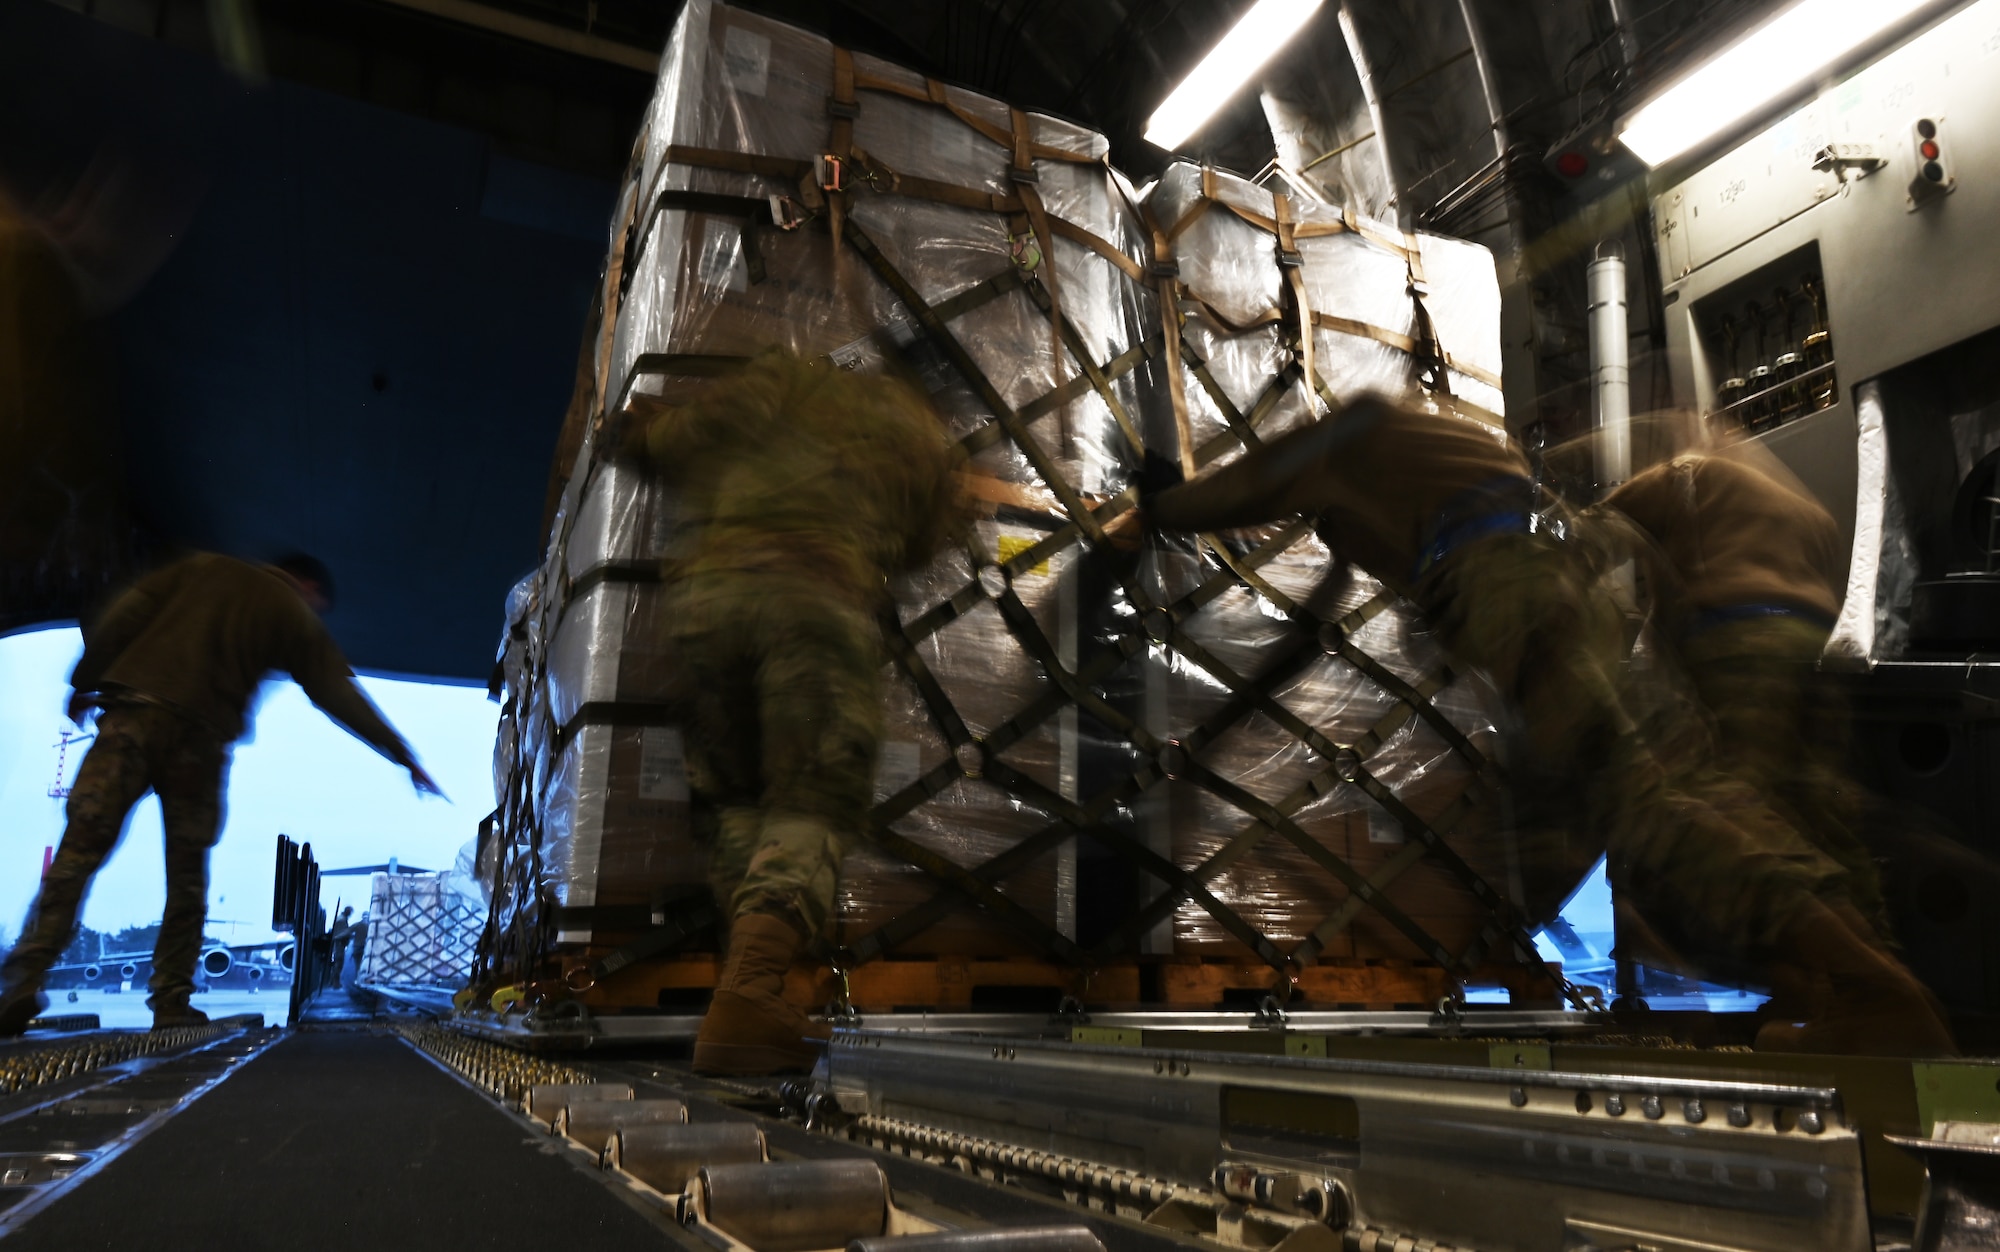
left=408, top=763, right=447, bottom=800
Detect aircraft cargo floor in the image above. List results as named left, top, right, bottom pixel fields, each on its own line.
left=2, top=1031, right=671, bottom=1248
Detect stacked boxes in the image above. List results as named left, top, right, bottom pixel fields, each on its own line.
left=483, top=0, right=1556, bottom=1002
left=1135, top=164, right=1518, bottom=966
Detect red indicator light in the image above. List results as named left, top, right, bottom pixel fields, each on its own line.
left=1921, top=140, right=1940, bottom=160
left=1555, top=151, right=1589, bottom=178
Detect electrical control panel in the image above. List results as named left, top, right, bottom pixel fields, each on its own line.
left=1653, top=0, right=2000, bottom=547
left=1686, top=242, right=1836, bottom=439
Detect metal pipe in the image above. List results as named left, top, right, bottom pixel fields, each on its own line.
left=558, top=1097, right=687, bottom=1147
left=1336, top=2, right=1406, bottom=224
left=607, top=1122, right=765, bottom=1191
left=699, top=1159, right=888, bottom=1252
left=367, top=0, right=658, bottom=71
left=1604, top=0, right=1642, bottom=70
left=521, top=1081, right=632, bottom=1127
left=1453, top=0, right=1509, bottom=162
left=1588, top=244, right=1632, bottom=490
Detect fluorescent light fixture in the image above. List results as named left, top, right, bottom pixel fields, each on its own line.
left=1144, top=0, right=1326, bottom=151
left=1618, top=0, right=1936, bottom=167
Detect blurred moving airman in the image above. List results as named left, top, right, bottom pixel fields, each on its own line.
left=1145, top=394, right=1954, bottom=1055
left=629, top=348, right=963, bottom=1076
left=1606, top=449, right=1951, bottom=1053
left=0, top=552, right=440, bottom=1036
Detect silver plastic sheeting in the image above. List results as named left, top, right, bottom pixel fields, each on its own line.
left=1417, top=233, right=1505, bottom=417
left=1147, top=530, right=1510, bottom=959
left=492, top=572, right=539, bottom=810
left=540, top=721, right=699, bottom=933
left=543, top=578, right=677, bottom=734
left=1142, top=162, right=1503, bottom=437
left=857, top=512, right=1086, bottom=950
left=565, top=458, right=679, bottom=585
left=608, top=0, right=1149, bottom=494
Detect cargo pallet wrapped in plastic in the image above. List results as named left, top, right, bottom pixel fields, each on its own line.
left=356, top=870, right=485, bottom=992
left=1127, top=163, right=1563, bottom=996
left=473, top=0, right=1582, bottom=1016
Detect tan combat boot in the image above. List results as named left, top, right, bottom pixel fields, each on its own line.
left=693, top=912, right=831, bottom=1076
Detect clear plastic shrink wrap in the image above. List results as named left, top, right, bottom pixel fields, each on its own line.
left=1132, top=163, right=1520, bottom=965
left=486, top=0, right=1539, bottom=990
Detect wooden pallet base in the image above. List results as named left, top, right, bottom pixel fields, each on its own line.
left=552, top=952, right=1560, bottom=1013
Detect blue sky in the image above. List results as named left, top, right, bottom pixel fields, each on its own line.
left=0, top=625, right=498, bottom=949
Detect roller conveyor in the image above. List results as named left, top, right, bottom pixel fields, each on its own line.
left=433, top=1009, right=2000, bottom=1252
left=7, top=1010, right=1994, bottom=1252
left=388, top=1004, right=1999, bottom=1252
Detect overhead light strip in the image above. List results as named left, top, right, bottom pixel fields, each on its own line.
left=1144, top=0, right=1326, bottom=152
left=1618, top=0, right=1939, bottom=168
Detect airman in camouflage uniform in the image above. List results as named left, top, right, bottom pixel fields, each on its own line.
left=633, top=348, right=962, bottom=1075
left=1149, top=396, right=1954, bottom=1054
left=1606, top=452, right=1947, bottom=1052
left=0, top=553, right=438, bottom=1036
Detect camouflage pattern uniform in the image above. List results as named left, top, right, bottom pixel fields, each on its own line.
left=3, top=704, right=226, bottom=1006
left=1149, top=399, right=1852, bottom=971
left=1606, top=455, right=1883, bottom=962
left=640, top=350, right=962, bottom=937
left=1, top=553, right=417, bottom=1015
left=1678, top=615, right=1879, bottom=925
left=678, top=581, right=884, bottom=935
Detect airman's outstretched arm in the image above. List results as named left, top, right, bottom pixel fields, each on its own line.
left=1147, top=396, right=1395, bottom=533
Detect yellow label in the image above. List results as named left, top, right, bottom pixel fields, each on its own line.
left=997, top=534, right=1050, bottom=577
left=1285, top=1035, right=1328, bottom=1058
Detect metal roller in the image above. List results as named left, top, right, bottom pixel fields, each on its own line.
left=558, top=1097, right=688, bottom=1145
left=849, top=1226, right=1106, bottom=1252
left=521, top=1081, right=632, bottom=1127
left=607, top=1121, right=766, bottom=1191
left=699, top=1159, right=889, bottom=1252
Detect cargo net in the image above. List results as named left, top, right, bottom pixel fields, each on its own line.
left=358, top=872, right=484, bottom=991
left=476, top=0, right=1579, bottom=1008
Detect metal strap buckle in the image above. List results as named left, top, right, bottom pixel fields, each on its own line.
left=815, top=154, right=845, bottom=192
left=1008, top=164, right=1041, bottom=184
left=1150, top=259, right=1180, bottom=280
left=825, top=97, right=860, bottom=120
left=768, top=195, right=808, bottom=230
left=826, top=961, right=861, bottom=1024
left=1277, top=248, right=1304, bottom=269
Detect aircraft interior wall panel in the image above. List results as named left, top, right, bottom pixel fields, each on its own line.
left=1655, top=0, right=2000, bottom=533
